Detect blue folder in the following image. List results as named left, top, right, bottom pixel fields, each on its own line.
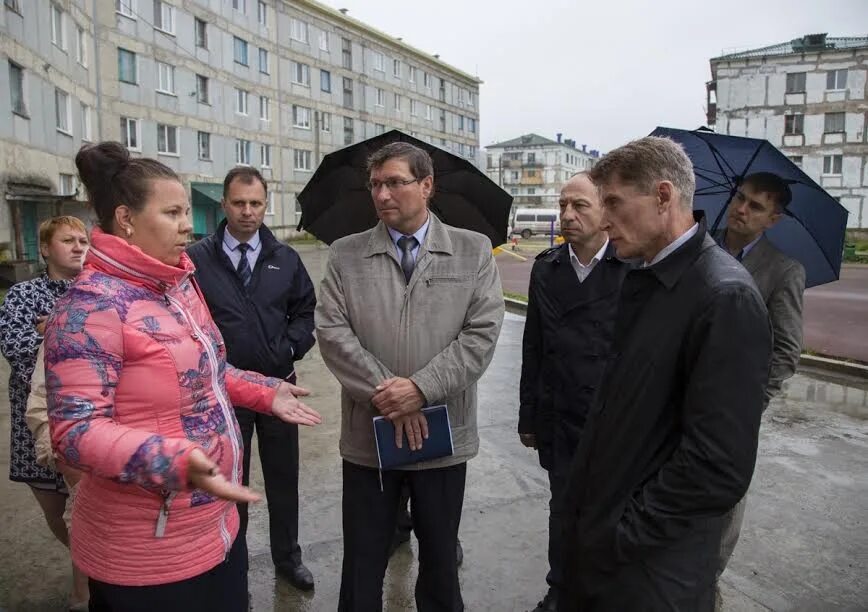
left=373, top=405, right=454, bottom=470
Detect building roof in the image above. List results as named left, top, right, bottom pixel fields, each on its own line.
left=712, top=33, right=868, bottom=62
left=294, top=0, right=482, bottom=85
left=486, top=134, right=560, bottom=149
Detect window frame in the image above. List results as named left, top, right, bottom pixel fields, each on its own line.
left=822, top=154, right=843, bottom=175
left=824, top=112, right=845, bottom=134
left=236, top=139, right=252, bottom=165
left=290, top=18, right=309, bottom=44
left=76, top=26, right=88, bottom=67
left=116, top=0, right=135, bottom=18
left=196, top=74, right=209, bottom=104
left=292, top=61, right=310, bottom=86
left=9, top=61, right=27, bottom=117
left=51, top=4, right=66, bottom=51
left=826, top=69, right=847, bottom=91
left=260, top=143, right=271, bottom=168
left=195, top=18, right=208, bottom=49
left=259, top=95, right=270, bottom=121
left=320, top=69, right=331, bottom=93
left=258, top=47, right=269, bottom=74
left=153, top=0, right=175, bottom=35
left=120, top=116, right=141, bottom=151
left=80, top=102, right=92, bottom=141
left=257, top=0, right=267, bottom=26
left=785, top=72, right=806, bottom=94
left=155, top=61, right=176, bottom=95
left=118, top=47, right=137, bottom=84
left=235, top=88, right=249, bottom=115
left=292, top=105, right=311, bottom=129
left=233, top=36, right=249, bottom=66
left=293, top=149, right=312, bottom=171
left=197, top=131, right=211, bottom=160
left=156, top=123, right=179, bottom=156
left=55, top=87, right=71, bottom=134
left=784, top=113, right=804, bottom=136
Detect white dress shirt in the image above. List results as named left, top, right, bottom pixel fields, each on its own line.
left=644, top=223, right=699, bottom=268
left=568, top=239, right=609, bottom=283
left=387, top=214, right=431, bottom=263
left=222, top=228, right=262, bottom=270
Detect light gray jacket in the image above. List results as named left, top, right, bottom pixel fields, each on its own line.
left=315, top=215, right=504, bottom=469
left=741, top=235, right=806, bottom=404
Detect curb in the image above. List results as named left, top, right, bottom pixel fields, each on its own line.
left=502, top=298, right=868, bottom=381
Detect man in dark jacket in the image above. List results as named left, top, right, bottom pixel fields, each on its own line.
left=187, top=167, right=317, bottom=591
left=560, top=137, right=772, bottom=611
left=519, top=172, right=629, bottom=612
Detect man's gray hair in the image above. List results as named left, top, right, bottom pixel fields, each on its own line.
left=589, top=136, right=695, bottom=209
left=367, top=141, right=434, bottom=180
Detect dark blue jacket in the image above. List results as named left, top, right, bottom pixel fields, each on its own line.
left=187, top=220, right=316, bottom=381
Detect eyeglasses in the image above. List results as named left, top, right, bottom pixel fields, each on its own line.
left=366, top=177, right=421, bottom=192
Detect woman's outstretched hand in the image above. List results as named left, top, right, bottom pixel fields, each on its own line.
left=271, top=382, right=322, bottom=426
left=187, top=448, right=261, bottom=503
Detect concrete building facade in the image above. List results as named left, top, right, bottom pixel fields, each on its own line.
left=485, top=133, right=599, bottom=209
left=707, top=33, right=868, bottom=229
left=0, top=0, right=481, bottom=271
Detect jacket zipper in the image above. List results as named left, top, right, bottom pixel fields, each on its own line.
left=165, top=292, right=237, bottom=557
left=154, top=490, right=177, bottom=538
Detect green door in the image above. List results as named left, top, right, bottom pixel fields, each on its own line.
left=21, top=204, right=38, bottom=260
left=190, top=182, right=225, bottom=239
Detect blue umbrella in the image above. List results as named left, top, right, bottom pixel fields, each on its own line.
left=650, top=126, right=849, bottom=287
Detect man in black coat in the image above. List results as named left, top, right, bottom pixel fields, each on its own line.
left=518, top=172, right=629, bottom=612
left=187, top=167, right=317, bottom=591
left=560, top=137, right=772, bottom=611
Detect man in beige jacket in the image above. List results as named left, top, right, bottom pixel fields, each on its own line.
left=316, top=142, right=504, bottom=611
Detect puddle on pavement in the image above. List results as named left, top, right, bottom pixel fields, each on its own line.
left=777, top=369, right=868, bottom=421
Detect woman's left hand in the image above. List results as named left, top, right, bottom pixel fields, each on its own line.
left=34, top=315, right=47, bottom=336
left=271, top=382, right=322, bottom=426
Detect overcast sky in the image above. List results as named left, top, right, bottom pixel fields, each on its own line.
left=325, top=0, right=866, bottom=153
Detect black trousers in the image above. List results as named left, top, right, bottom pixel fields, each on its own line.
left=235, top=406, right=302, bottom=568
left=339, top=460, right=466, bottom=612
left=88, top=533, right=248, bottom=611
left=545, top=458, right=571, bottom=596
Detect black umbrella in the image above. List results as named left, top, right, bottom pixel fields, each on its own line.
left=651, top=126, right=849, bottom=288
left=296, top=130, right=513, bottom=246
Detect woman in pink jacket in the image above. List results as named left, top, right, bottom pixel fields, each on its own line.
left=44, top=142, right=322, bottom=611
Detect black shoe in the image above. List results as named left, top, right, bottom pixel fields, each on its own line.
left=276, top=563, right=315, bottom=591
left=388, top=528, right=412, bottom=558
left=529, top=589, right=557, bottom=612
left=456, top=539, right=464, bottom=568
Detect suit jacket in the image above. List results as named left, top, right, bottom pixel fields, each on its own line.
left=739, top=235, right=805, bottom=404
left=518, top=243, right=629, bottom=470
left=315, top=214, right=504, bottom=469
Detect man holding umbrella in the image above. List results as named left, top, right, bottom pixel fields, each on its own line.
left=715, top=171, right=806, bottom=578
left=315, top=142, right=504, bottom=611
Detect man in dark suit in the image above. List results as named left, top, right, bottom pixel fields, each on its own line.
left=715, top=172, right=806, bottom=581
left=519, top=172, right=629, bottom=612
left=187, top=167, right=317, bottom=591
left=560, top=137, right=771, bottom=611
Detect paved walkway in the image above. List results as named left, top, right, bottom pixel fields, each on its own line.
left=1, top=244, right=866, bottom=610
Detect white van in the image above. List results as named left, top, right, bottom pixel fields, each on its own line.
left=511, top=208, right=560, bottom=238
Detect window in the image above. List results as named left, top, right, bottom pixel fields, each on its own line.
left=320, top=70, right=331, bottom=93
left=341, top=37, right=352, bottom=69
left=342, top=77, right=353, bottom=108
left=528, top=152, right=536, bottom=163
left=343, top=116, right=354, bottom=145
left=394, top=93, right=401, bottom=112
left=458, top=115, right=465, bottom=131
left=393, top=59, right=401, bottom=78
left=423, top=72, right=431, bottom=88
left=157, top=123, right=178, bottom=155
left=55, top=88, right=70, bottom=133
left=290, top=18, right=309, bottom=43
left=120, top=117, right=139, bottom=149
left=116, top=0, right=135, bottom=17
left=439, top=79, right=446, bottom=102
left=785, top=72, right=806, bottom=94
left=196, top=74, right=209, bottom=103
left=468, top=91, right=475, bottom=107
left=789, top=155, right=803, bottom=167
left=9, top=62, right=26, bottom=116
left=195, top=18, right=207, bottom=49
left=266, top=191, right=275, bottom=215
left=292, top=62, right=310, bottom=86
left=409, top=66, right=416, bottom=83
left=823, top=154, right=843, bottom=175
left=376, top=88, right=385, bottom=107
left=410, top=99, right=418, bottom=116
left=293, top=105, right=310, bottom=128
left=824, top=112, right=845, bottom=134
left=118, top=48, right=137, bottom=83
left=321, top=112, right=331, bottom=132
left=528, top=188, right=536, bottom=195
left=58, top=173, right=75, bottom=196
left=80, top=103, right=91, bottom=140
left=319, top=30, right=329, bottom=51
left=294, top=149, right=312, bottom=171
left=232, top=0, right=246, bottom=13
left=197, top=131, right=211, bottom=160
left=156, top=61, right=175, bottom=94
left=259, top=48, right=269, bottom=73
left=260, top=143, right=271, bottom=167
left=826, top=69, right=847, bottom=91
left=373, top=51, right=384, bottom=72
left=468, top=117, right=476, bottom=134
left=425, top=104, right=432, bottom=120
left=458, top=89, right=466, bottom=106
left=235, top=88, right=248, bottom=114
left=375, top=123, right=385, bottom=135
left=235, top=139, right=251, bottom=165
left=76, top=26, right=87, bottom=66
left=784, top=114, right=803, bottom=136
left=233, top=36, right=249, bottom=66
left=51, top=4, right=65, bottom=50
left=153, top=1, right=175, bottom=34
left=259, top=96, right=269, bottom=121
left=257, top=1, right=266, bottom=26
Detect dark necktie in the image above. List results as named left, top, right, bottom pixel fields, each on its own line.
left=736, top=250, right=744, bottom=262
left=397, top=235, right=419, bottom=284
left=236, top=243, right=252, bottom=287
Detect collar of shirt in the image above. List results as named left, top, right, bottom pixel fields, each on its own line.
left=643, top=223, right=699, bottom=268
left=568, top=238, right=610, bottom=270
left=222, top=228, right=262, bottom=269
left=715, top=230, right=763, bottom=261
left=387, top=214, right=431, bottom=262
